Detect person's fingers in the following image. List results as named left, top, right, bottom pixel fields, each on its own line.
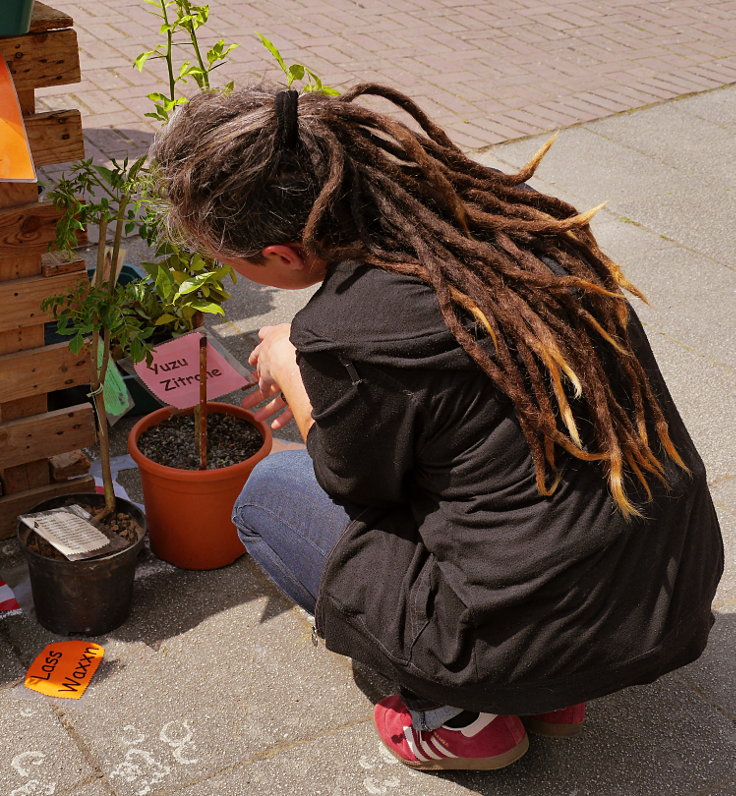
left=240, top=387, right=266, bottom=409
left=248, top=345, right=261, bottom=367
left=270, top=407, right=294, bottom=430
left=253, top=393, right=287, bottom=422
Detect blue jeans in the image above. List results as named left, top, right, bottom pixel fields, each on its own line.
left=231, top=449, right=464, bottom=731
left=232, top=450, right=353, bottom=615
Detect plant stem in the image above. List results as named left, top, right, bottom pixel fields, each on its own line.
left=94, top=218, right=108, bottom=289
left=93, top=379, right=116, bottom=515
left=198, top=334, right=207, bottom=469
left=161, top=0, right=176, bottom=102
left=188, top=24, right=209, bottom=90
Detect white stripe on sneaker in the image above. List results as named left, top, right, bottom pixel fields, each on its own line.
left=403, top=726, right=429, bottom=762
left=417, top=734, right=443, bottom=760
left=430, top=736, right=458, bottom=758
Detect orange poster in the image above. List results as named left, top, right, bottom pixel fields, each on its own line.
left=0, top=59, right=36, bottom=182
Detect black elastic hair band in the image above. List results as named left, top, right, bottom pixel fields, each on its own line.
left=275, top=89, right=299, bottom=149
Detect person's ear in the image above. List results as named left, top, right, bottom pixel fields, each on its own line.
left=261, top=244, right=306, bottom=269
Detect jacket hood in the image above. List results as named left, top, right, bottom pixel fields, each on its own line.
left=291, top=261, right=490, bottom=370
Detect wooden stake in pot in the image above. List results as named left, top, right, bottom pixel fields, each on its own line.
left=198, top=334, right=208, bottom=470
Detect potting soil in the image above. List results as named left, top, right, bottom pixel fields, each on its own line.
left=136, top=411, right=263, bottom=470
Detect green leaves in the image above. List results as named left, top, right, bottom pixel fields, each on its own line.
left=135, top=1, right=240, bottom=122
left=256, top=33, right=340, bottom=95
left=41, top=280, right=155, bottom=364
left=129, top=245, right=234, bottom=337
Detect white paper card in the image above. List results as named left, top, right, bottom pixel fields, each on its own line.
left=19, top=506, right=113, bottom=561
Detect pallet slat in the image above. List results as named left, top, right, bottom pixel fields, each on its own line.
left=0, top=394, right=46, bottom=424
left=0, top=269, right=87, bottom=333
left=0, top=403, right=96, bottom=470
left=0, top=253, right=41, bottom=281
left=0, top=475, right=96, bottom=537
left=0, top=340, right=92, bottom=403
left=30, top=1, right=73, bottom=32
left=0, top=200, right=74, bottom=256
left=0, top=183, right=38, bottom=211
left=25, top=109, right=84, bottom=167
left=2, top=460, right=49, bottom=494
left=0, top=326, right=44, bottom=356
left=0, top=29, right=81, bottom=92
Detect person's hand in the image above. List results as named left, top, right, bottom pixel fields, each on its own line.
left=242, top=324, right=298, bottom=429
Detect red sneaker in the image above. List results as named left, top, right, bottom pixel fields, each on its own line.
left=373, top=695, right=529, bottom=771
left=524, top=703, right=587, bottom=738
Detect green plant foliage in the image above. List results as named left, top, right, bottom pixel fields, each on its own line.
left=136, top=0, right=239, bottom=123
left=256, top=33, right=340, bottom=95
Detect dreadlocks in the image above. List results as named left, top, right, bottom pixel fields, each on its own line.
left=152, top=84, right=688, bottom=518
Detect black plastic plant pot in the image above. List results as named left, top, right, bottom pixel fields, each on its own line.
left=17, top=493, right=146, bottom=636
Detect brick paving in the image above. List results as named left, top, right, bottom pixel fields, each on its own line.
left=36, top=0, right=736, bottom=157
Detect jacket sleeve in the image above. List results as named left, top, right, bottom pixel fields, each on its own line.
left=297, top=349, right=423, bottom=507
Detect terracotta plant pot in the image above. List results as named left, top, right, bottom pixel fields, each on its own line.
left=17, top=493, right=146, bottom=635
left=128, top=402, right=272, bottom=570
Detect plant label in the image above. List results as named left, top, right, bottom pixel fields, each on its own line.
left=100, top=347, right=133, bottom=423
left=25, top=641, right=104, bottom=699
left=18, top=506, right=116, bottom=561
left=133, top=332, right=250, bottom=409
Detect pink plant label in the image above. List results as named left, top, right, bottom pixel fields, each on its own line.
left=134, top=332, right=250, bottom=409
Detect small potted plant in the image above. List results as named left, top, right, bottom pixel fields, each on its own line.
left=18, top=156, right=150, bottom=637
left=125, top=34, right=344, bottom=569
left=128, top=397, right=272, bottom=570
left=125, top=34, right=339, bottom=569
left=118, top=1, right=269, bottom=570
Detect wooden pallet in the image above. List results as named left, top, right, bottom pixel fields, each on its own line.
left=0, top=3, right=95, bottom=537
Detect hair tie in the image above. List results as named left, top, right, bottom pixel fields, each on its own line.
left=275, top=89, right=299, bottom=149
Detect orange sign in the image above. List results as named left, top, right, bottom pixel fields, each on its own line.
left=0, top=59, right=36, bottom=182
left=25, top=641, right=104, bottom=699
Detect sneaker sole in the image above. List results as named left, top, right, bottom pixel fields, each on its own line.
left=374, top=724, right=530, bottom=771
left=524, top=718, right=584, bottom=738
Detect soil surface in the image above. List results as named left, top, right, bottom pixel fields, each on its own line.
left=137, top=411, right=263, bottom=470
left=26, top=501, right=143, bottom=562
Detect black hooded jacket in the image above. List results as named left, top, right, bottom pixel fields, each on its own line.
left=290, top=260, right=723, bottom=714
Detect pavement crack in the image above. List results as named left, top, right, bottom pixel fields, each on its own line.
left=672, top=671, right=736, bottom=725
left=51, top=704, right=116, bottom=794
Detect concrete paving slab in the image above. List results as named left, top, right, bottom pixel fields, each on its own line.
left=663, top=86, right=736, bottom=131
left=710, top=511, right=736, bottom=611
left=638, top=331, right=735, bottom=484
left=210, top=281, right=320, bottom=340
left=172, top=722, right=473, bottom=796
left=1, top=689, right=99, bottom=795
left=585, top=100, right=736, bottom=190
left=1, top=550, right=376, bottom=796
left=588, top=230, right=735, bottom=369
left=173, top=674, right=736, bottom=796
left=612, top=182, right=736, bottom=268
left=0, top=635, right=24, bottom=684
left=70, top=782, right=115, bottom=796
left=482, top=127, right=692, bottom=208
left=478, top=89, right=736, bottom=269
left=711, top=476, right=736, bottom=520
left=676, top=611, right=736, bottom=718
